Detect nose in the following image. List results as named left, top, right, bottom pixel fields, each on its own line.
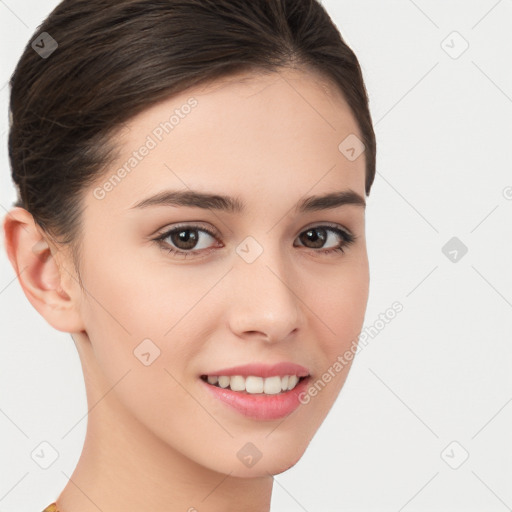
left=227, top=242, right=302, bottom=344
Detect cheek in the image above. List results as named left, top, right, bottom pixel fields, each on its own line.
left=326, top=276, right=369, bottom=344
left=297, top=272, right=368, bottom=422
left=78, top=246, right=219, bottom=389
left=307, top=254, right=369, bottom=342
left=79, top=246, right=183, bottom=339
left=302, top=255, right=369, bottom=404
left=77, top=257, right=209, bottom=441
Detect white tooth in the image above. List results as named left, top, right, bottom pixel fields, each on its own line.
left=264, top=376, right=282, bottom=395
left=245, top=376, right=264, bottom=394
left=207, top=375, right=218, bottom=385
left=230, top=375, right=245, bottom=392
left=281, top=375, right=289, bottom=391
left=287, top=375, right=299, bottom=390
left=218, top=376, right=230, bottom=388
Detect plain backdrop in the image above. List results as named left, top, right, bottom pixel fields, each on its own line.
left=1, top=1, right=511, bottom=511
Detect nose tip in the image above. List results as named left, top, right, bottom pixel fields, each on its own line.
left=228, top=257, right=302, bottom=344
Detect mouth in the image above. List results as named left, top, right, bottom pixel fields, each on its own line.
left=200, top=374, right=309, bottom=395
left=199, top=364, right=312, bottom=420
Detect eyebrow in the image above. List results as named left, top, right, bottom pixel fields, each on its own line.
left=130, top=188, right=366, bottom=213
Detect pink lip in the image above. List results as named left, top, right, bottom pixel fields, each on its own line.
left=201, top=375, right=311, bottom=420
left=202, top=362, right=310, bottom=378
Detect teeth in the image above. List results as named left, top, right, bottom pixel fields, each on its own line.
left=218, top=376, right=230, bottom=388
left=264, top=376, right=282, bottom=395
left=204, top=374, right=304, bottom=394
left=287, top=375, right=299, bottom=389
left=246, top=376, right=264, bottom=394
left=230, top=375, right=245, bottom=392
left=207, top=375, right=219, bottom=385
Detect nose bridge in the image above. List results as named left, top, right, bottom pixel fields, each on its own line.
left=227, top=234, right=302, bottom=342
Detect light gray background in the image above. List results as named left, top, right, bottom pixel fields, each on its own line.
left=1, top=1, right=511, bottom=510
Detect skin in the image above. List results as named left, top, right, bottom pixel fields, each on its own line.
left=4, top=66, right=369, bottom=512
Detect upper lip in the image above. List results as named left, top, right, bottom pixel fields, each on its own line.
left=201, top=362, right=310, bottom=378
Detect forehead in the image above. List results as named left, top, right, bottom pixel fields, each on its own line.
left=88, top=67, right=366, bottom=214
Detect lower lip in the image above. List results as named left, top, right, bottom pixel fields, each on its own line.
left=200, top=376, right=311, bottom=420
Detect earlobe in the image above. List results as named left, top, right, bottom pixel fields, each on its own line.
left=2, top=207, right=85, bottom=333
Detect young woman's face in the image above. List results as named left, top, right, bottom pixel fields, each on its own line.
left=76, top=67, right=369, bottom=476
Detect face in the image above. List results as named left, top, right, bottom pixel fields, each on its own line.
left=75, top=67, right=369, bottom=476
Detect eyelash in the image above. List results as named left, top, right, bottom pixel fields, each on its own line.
left=153, top=223, right=356, bottom=259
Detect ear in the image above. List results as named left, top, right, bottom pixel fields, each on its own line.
left=2, top=207, right=86, bottom=333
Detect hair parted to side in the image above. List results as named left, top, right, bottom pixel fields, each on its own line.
left=8, top=0, right=376, bottom=277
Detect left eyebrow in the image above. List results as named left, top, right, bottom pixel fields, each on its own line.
left=129, top=188, right=366, bottom=213
left=296, top=190, right=366, bottom=213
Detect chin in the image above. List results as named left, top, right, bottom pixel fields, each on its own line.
left=223, top=456, right=304, bottom=479
left=215, top=437, right=310, bottom=479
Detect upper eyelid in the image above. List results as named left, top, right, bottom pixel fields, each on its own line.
left=155, top=222, right=217, bottom=239
left=157, top=221, right=357, bottom=239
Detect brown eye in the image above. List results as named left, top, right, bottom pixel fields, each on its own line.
left=153, top=223, right=355, bottom=260
left=154, top=224, right=219, bottom=258
left=298, top=227, right=328, bottom=248
left=169, top=228, right=202, bottom=250
left=295, top=225, right=355, bottom=254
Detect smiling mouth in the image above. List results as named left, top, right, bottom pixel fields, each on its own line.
left=200, top=374, right=308, bottom=395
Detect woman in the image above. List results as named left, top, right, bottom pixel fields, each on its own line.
left=3, top=0, right=376, bottom=510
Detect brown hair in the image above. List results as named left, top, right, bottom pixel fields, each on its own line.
left=8, top=0, right=376, bottom=276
